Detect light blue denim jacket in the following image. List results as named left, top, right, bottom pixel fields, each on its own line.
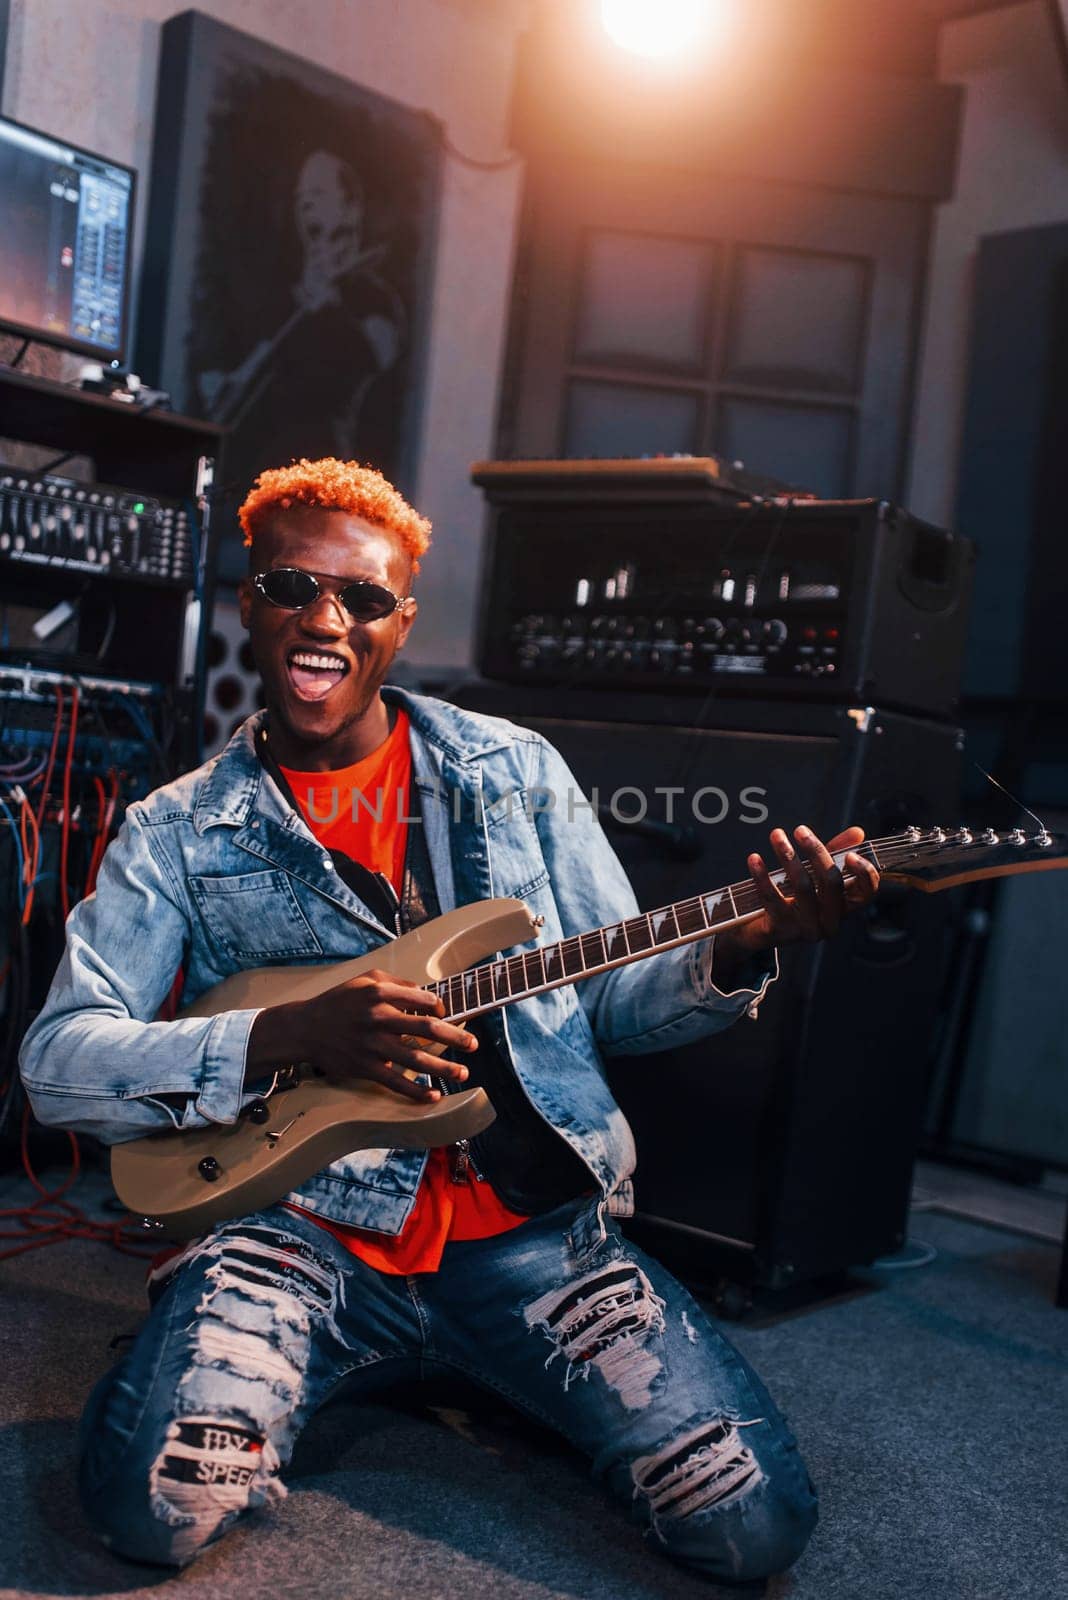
left=19, top=687, right=775, bottom=1239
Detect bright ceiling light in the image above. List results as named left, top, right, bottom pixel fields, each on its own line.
left=600, top=0, right=723, bottom=61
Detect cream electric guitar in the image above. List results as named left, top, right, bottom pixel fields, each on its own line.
left=111, top=826, right=1068, bottom=1236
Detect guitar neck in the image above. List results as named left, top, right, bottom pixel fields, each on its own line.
left=429, top=838, right=886, bottom=1022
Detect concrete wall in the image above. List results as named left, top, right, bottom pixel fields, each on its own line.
left=1, top=0, right=530, bottom=671
left=907, top=0, right=1068, bottom=528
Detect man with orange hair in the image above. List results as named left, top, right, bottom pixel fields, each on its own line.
left=21, top=457, right=878, bottom=1579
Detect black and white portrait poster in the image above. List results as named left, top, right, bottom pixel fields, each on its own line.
left=137, top=11, right=441, bottom=582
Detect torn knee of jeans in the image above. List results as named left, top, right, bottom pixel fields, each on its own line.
left=522, top=1258, right=667, bottom=1410
left=191, top=1225, right=345, bottom=1336
left=632, top=1416, right=764, bottom=1528
left=149, top=1417, right=285, bottom=1564
left=173, top=1226, right=342, bottom=1446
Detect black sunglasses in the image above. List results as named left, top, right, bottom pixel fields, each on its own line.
left=252, top=567, right=412, bottom=623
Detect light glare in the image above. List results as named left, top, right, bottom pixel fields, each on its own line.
left=601, top=0, right=721, bottom=61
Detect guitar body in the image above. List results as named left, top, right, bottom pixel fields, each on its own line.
left=110, top=826, right=1068, bottom=1239
left=110, top=898, right=539, bottom=1237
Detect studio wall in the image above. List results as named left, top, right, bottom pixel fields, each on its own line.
left=908, top=0, right=1068, bottom=527
left=0, top=0, right=529, bottom=672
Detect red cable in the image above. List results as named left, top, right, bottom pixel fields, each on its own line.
left=0, top=1106, right=158, bottom=1262
left=59, top=682, right=79, bottom=919
left=85, top=775, right=107, bottom=893
left=33, top=682, right=64, bottom=835
left=19, top=790, right=41, bottom=924
left=85, top=768, right=120, bottom=895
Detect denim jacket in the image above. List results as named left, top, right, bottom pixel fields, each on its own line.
left=19, top=687, right=775, bottom=1240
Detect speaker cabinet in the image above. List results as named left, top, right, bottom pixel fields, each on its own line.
left=451, top=683, right=963, bottom=1292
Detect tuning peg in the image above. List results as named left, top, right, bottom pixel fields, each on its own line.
left=954, top=827, right=973, bottom=845
left=931, top=827, right=946, bottom=845
left=1009, top=829, right=1026, bottom=845
left=981, top=828, right=998, bottom=844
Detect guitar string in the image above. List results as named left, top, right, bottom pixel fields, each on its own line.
left=432, top=838, right=971, bottom=1011
left=428, top=829, right=1050, bottom=1014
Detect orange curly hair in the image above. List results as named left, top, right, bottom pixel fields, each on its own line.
left=238, top=458, right=432, bottom=575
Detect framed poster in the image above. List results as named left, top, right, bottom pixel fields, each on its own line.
left=137, top=10, right=442, bottom=582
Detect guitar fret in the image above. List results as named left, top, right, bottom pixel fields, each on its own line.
left=625, top=915, right=653, bottom=954
left=733, top=880, right=760, bottom=917
left=543, top=943, right=564, bottom=984
left=648, top=905, right=679, bottom=946
left=700, top=889, right=732, bottom=929
left=603, top=922, right=627, bottom=963
left=562, top=939, right=584, bottom=978
left=676, top=898, right=705, bottom=937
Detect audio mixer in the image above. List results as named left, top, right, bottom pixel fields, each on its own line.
left=0, top=468, right=195, bottom=587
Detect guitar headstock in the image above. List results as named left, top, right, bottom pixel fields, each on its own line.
left=874, top=826, right=1068, bottom=893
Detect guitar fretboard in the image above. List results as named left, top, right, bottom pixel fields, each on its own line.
left=428, top=839, right=882, bottom=1021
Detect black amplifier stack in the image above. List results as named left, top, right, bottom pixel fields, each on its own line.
left=457, top=458, right=975, bottom=1307
left=471, top=457, right=973, bottom=719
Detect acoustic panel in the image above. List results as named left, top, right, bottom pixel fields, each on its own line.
left=564, top=379, right=701, bottom=458
left=574, top=230, right=714, bottom=371
left=725, top=245, right=868, bottom=393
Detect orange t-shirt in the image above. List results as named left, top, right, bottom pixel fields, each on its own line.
left=277, top=708, right=528, bottom=1273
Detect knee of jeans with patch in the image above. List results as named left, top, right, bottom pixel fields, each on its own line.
left=97, top=1222, right=345, bottom=1566
left=522, top=1256, right=668, bottom=1409
left=632, top=1415, right=814, bottom=1582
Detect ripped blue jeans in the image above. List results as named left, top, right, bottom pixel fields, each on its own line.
left=79, top=1200, right=818, bottom=1581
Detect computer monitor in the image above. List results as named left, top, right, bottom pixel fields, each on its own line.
left=0, top=113, right=136, bottom=364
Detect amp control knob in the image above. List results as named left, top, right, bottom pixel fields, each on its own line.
left=763, top=618, right=787, bottom=646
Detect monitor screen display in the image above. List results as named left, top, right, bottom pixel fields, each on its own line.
left=0, top=115, right=135, bottom=363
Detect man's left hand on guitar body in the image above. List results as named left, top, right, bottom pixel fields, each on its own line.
left=714, top=826, right=880, bottom=982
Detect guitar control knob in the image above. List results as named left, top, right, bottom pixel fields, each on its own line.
left=198, top=1156, right=221, bottom=1182
left=247, top=1100, right=270, bottom=1124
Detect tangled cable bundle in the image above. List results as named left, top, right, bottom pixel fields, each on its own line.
left=0, top=678, right=166, bottom=1260
left=0, top=1105, right=158, bottom=1262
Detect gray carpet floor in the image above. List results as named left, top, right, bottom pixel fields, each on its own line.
left=1, top=1168, right=1066, bottom=1600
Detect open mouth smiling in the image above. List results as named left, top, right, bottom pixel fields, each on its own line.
left=286, top=647, right=352, bottom=702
